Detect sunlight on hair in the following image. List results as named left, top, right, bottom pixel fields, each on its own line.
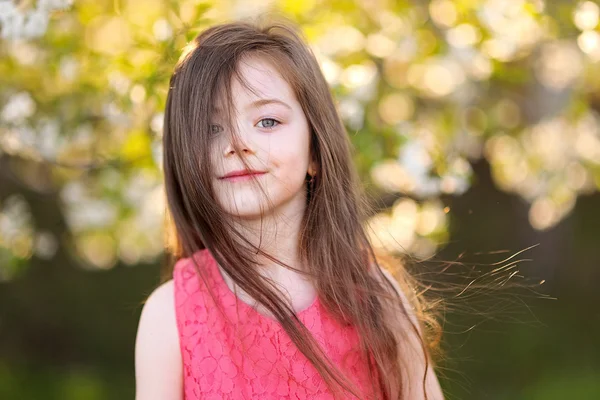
left=178, top=39, right=199, bottom=64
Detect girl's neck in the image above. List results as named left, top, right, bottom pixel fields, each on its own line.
left=230, top=199, right=306, bottom=275
left=218, top=198, right=316, bottom=314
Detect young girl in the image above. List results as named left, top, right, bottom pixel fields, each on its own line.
left=135, top=17, right=444, bottom=400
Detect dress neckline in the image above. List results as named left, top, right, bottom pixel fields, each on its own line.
left=199, top=248, right=320, bottom=325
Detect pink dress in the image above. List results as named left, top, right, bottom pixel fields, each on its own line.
left=173, top=248, right=381, bottom=399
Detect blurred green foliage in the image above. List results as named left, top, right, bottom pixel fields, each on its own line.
left=2, top=0, right=600, bottom=271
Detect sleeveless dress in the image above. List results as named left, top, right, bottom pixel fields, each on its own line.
left=172, top=248, right=381, bottom=399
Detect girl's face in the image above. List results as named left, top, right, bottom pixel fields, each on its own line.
left=210, top=55, right=313, bottom=220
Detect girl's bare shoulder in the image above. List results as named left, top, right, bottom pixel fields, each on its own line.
left=136, top=279, right=178, bottom=349
left=141, top=280, right=176, bottom=316
left=135, top=280, right=183, bottom=400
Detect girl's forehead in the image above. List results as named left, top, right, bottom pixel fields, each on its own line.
left=232, top=56, right=295, bottom=105
left=211, top=55, right=298, bottom=118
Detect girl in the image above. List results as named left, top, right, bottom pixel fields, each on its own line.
left=135, top=16, right=444, bottom=400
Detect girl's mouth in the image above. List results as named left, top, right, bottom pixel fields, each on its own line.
left=220, top=170, right=267, bottom=182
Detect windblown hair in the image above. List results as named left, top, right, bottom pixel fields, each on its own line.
left=161, top=16, right=441, bottom=400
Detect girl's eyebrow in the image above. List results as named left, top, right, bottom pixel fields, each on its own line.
left=245, top=98, right=292, bottom=111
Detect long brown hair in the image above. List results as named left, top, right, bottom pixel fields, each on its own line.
left=161, top=15, right=440, bottom=400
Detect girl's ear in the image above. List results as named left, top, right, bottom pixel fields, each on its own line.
left=308, top=160, right=318, bottom=177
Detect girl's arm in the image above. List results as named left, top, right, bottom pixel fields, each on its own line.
left=134, top=280, right=183, bottom=400
left=379, top=267, right=445, bottom=400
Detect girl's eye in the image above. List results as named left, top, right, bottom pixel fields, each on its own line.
left=256, top=118, right=279, bottom=129
left=210, top=124, right=223, bottom=135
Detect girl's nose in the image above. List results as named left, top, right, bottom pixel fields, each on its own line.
left=223, top=130, right=255, bottom=157
left=224, top=144, right=253, bottom=156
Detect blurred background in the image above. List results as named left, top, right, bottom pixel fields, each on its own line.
left=1, top=0, right=599, bottom=399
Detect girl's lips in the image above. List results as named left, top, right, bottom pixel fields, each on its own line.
left=220, top=172, right=267, bottom=182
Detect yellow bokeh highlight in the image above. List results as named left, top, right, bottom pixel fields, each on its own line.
left=85, top=16, right=132, bottom=55
left=77, top=232, right=117, bottom=270
left=278, top=0, right=317, bottom=16
left=121, top=131, right=152, bottom=161
left=124, top=0, right=165, bottom=28
left=378, top=93, right=414, bottom=125
left=573, top=1, right=599, bottom=31
left=429, top=0, right=458, bottom=28
left=383, top=55, right=409, bottom=88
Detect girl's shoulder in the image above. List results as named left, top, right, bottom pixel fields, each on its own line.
left=141, top=279, right=176, bottom=316
left=135, top=279, right=183, bottom=399
left=136, top=279, right=178, bottom=352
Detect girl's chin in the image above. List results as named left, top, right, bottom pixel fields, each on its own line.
left=216, top=189, right=306, bottom=218
left=218, top=201, right=273, bottom=217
